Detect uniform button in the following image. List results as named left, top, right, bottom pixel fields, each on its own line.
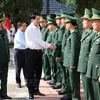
left=91, top=48, right=92, bottom=50
left=95, top=66, right=98, bottom=68
left=89, top=55, right=91, bottom=57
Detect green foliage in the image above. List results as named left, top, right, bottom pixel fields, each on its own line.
left=0, top=0, right=42, bottom=28
left=66, top=0, right=77, bottom=11
left=76, top=0, right=100, bottom=16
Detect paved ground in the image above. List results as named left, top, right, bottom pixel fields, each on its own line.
left=6, top=49, right=85, bottom=100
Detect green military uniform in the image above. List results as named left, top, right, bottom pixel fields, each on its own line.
left=45, top=18, right=59, bottom=83
left=54, top=25, right=65, bottom=87
left=40, top=17, right=51, bottom=80
left=58, top=12, right=71, bottom=94
left=62, top=15, right=80, bottom=100
left=58, top=29, right=71, bottom=94
left=86, top=8, right=100, bottom=100
left=52, top=13, right=65, bottom=88
left=0, top=12, right=10, bottom=97
left=77, top=8, right=95, bottom=100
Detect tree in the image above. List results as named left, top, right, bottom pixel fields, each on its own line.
left=0, top=0, right=42, bottom=28
left=76, top=0, right=100, bottom=16
left=56, top=0, right=100, bottom=16
left=66, top=0, right=77, bottom=11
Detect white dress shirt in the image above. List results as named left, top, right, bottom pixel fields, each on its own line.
left=6, top=29, right=11, bottom=43
left=14, top=29, right=26, bottom=49
left=25, top=23, right=50, bottom=50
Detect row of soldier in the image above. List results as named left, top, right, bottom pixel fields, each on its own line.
left=0, top=7, right=100, bottom=100
left=40, top=8, right=100, bottom=100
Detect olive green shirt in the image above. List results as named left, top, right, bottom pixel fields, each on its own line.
left=0, top=29, right=10, bottom=63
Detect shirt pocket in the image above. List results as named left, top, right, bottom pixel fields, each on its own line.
left=83, top=37, right=91, bottom=50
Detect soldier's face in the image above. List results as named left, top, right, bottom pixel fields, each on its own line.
left=40, top=21, right=47, bottom=28
left=82, top=19, right=92, bottom=29
left=61, top=17, right=66, bottom=25
left=1, top=19, right=6, bottom=29
left=92, top=19, right=100, bottom=31
left=48, top=24, right=55, bottom=31
left=65, top=22, right=70, bottom=30
left=56, top=19, right=61, bottom=27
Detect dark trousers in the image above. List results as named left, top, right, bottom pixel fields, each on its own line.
left=81, top=73, right=94, bottom=100
left=25, top=48, right=42, bottom=95
left=68, top=68, right=80, bottom=100
left=0, top=63, right=9, bottom=96
left=14, top=49, right=26, bottom=84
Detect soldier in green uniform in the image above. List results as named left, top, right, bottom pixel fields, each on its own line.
left=0, top=12, right=11, bottom=99
left=51, top=12, right=63, bottom=89
left=77, top=8, right=95, bottom=100
left=55, top=12, right=61, bottom=27
left=86, top=8, right=100, bottom=100
left=45, top=17, right=58, bottom=85
left=40, top=16, right=51, bottom=80
left=61, top=15, right=80, bottom=100
left=57, top=12, right=70, bottom=95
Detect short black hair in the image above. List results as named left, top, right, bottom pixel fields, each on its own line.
left=29, top=12, right=40, bottom=20
left=70, top=22, right=78, bottom=26
left=17, top=21, right=26, bottom=28
left=53, top=23, right=57, bottom=26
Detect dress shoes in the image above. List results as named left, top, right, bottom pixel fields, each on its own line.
left=1, top=95, right=12, bottom=99
left=43, top=77, right=51, bottom=81
left=47, top=81, right=55, bottom=85
left=34, top=90, right=45, bottom=96
left=52, top=85, right=61, bottom=89
left=57, top=90, right=67, bottom=95
left=17, top=83, right=21, bottom=88
left=60, top=95, right=72, bottom=100
left=29, top=94, right=34, bottom=99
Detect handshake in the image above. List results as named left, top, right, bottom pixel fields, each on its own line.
left=50, top=44, right=56, bottom=50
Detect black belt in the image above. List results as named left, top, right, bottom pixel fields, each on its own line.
left=27, top=48, right=42, bottom=52
left=15, top=49, right=25, bottom=51
left=32, top=49, right=42, bottom=52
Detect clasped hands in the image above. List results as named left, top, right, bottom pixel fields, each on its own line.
left=50, top=44, right=56, bottom=50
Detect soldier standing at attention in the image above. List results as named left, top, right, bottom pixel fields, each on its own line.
left=61, top=15, right=80, bottom=100
left=0, top=12, right=11, bottom=99
left=51, top=12, right=62, bottom=89
left=86, top=8, right=100, bottom=100
left=40, top=16, right=51, bottom=81
left=57, top=12, right=70, bottom=95
left=77, top=8, right=95, bottom=100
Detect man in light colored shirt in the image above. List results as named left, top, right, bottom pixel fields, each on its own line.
left=25, top=12, right=56, bottom=99
left=14, top=21, right=27, bottom=88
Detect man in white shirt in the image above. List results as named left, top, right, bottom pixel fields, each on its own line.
left=25, top=12, right=56, bottom=99
left=14, top=21, right=27, bottom=88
